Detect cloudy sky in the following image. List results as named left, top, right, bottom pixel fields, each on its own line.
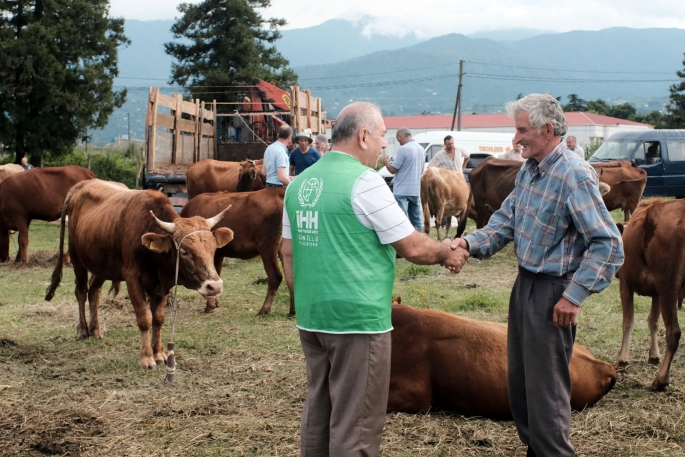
left=110, top=0, right=685, bottom=39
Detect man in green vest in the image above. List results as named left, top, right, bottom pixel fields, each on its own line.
left=281, top=102, right=470, bottom=456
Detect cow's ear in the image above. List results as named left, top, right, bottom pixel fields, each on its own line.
left=213, top=227, right=234, bottom=248
left=142, top=233, right=173, bottom=253
left=249, top=169, right=257, bottom=180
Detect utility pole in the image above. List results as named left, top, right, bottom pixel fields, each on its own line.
left=85, top=126, right=91, bottom=170
left=450, top=59, right=465, bottom=131
left=127, top=112, right=131, bottom=155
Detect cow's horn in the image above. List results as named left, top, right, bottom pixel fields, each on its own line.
left=246, top=159, right=255, bottom=164
left=150, top=211, right=176, bottom=234
left=206, top=205, right=232, bottom=229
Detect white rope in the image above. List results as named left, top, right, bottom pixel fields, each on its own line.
left=233, top=110, right=269, bottom=146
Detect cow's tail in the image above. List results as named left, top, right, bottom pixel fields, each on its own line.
left=45, top=186, right=76, bottom=301
left=457, top=186, right=474, bottom=238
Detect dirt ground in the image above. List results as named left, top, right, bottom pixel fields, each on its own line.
left=0, top=223, right=684, bottom=456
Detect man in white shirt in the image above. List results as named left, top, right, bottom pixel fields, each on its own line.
left=503, top=141, right=525, bottom=162
left=566, top=136, right=585, bottom=160
left=260, top=126, right=293, bottom=188
left=427, top=135, right=470, bottom=173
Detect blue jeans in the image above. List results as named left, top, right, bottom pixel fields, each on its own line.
left=394, top=195, right=422, bottom=232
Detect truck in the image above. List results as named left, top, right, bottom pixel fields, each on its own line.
left=143, top=79, right=326, bottom=210
left=588, top=130, right=685, bottom=198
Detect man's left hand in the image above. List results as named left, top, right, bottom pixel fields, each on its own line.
left=553, top=297, right=579, bottom=328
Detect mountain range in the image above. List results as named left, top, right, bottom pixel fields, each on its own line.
left=94, top=20, right=684, bottom=145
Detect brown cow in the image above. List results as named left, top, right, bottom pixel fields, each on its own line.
left=470, top=157, right=623, bottom=228
left=0, top=165, right=96, bottom=267
left=388, top=302, right=618, bottom=418
left=181, top=188, right=294, bottom=316
left=187, top=159, right=265, bottom=198
left=0, top=163, right=24, bottom=184
left=616, top=198, right=684, bottom=390
left=469, top=157, right=524, bottom=228
left=421, top=167, right=471, bottom=240
left=590, top=160, right=647, bottom=221
left=44, top=180, right=234, bottom=369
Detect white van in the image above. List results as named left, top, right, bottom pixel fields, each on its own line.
left=379, top=130, right=515, bottom=186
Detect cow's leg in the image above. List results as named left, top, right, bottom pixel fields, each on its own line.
left=434, top=206, right=444, bottom=241
left=444, top=215, right=453, bottom=240
left=72, top=257, right=90, bottom=340
left=0, top=223, right=9, bottom=262
left=126, top=279, right=156, bottom=369
left=422, top=202, right=431, bottom=236
left=204, top=256, right=223, bottom=313
left=616, top=279, right=635, bottom=371
left=257, top=247, right=283, bottom=316
left=149, top=292, right=168, bottom=366
left=647, top=296, right=661, bottom=364
left=279, top=250, right=295, bottom=317
left=87, top=275, right=106, bottom=339
left=651, top=290, right=681, bottom=391
left=15, top=218, right=29, bottom=267
left=624, top=209, right=631, bottom=222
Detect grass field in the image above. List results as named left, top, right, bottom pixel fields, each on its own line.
left=0, top=219, right=684, bottom=456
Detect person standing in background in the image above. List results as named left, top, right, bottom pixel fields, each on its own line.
left=427, top=135, right=470, bottom=172
left=566, top=135, right=585, bottom=160
left=503, top=140, right=526, bottom=162
left=260, top=126, right=293, bottom=188
left=290, top=129, right=320, bottom=176
left=382, top=127, right=424, bottom=231
left=314, top=134, right=329, bottom=156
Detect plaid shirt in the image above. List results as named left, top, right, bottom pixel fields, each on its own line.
left=464, top=141, right=624, bottom=306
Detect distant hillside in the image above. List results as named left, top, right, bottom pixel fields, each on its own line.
left=467, top=28, right=557, bottom=41
left=296, top=27, right=685, bottom=117
left=277, top=19, right=423, bottom=67
left=94, top=23, right=685, bottom=144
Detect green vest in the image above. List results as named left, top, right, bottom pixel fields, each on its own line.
left=285, top=152, right=395, bottom=333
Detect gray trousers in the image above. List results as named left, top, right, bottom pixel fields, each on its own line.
left=508, top=268, right=576, bottom=457
left=299, top=329, right=392, bottom=457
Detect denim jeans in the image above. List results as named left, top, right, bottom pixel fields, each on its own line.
left=394, top=195, right=422, bottom=232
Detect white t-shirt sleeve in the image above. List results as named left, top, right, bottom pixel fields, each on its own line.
left=282, top=200, right=292, bottom=239
left=352, top=170, right=415, bottom=245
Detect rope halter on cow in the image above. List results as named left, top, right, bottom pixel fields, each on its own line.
left=149, top=205, right=231, bottom=383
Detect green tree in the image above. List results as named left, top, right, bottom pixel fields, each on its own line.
left=663, top=53, right=685, bottom=128
left=563, top=94, right=587, bottom=112
left=609, top=103, right=637, bottom=120
left=585, top=99, right=611, bottom=115
left=632, top=110, right=665, bottom=127
left=165, top=0, right=298, bottom=108
left=0, top=0, right=128, bottom=164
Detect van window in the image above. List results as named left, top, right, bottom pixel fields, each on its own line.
left=643, top=142, right=662, bottom=165
left=667, top=140, right=685, bottom=162
left=592, top=140, right=638, bottom=160
left=426, top=144, right=443, bottom=162
left=419, top=142, right=429, bottom=150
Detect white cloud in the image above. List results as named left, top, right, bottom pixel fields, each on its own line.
left=109, top=0, right=685, bottom=38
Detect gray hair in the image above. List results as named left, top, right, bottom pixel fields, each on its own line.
left=315, top=133, right=328, bottom=143
left=506, top=93, right=568, bottom=137
left=332, top=102, right=382, bottom=144
left=396, top=127, right=411, bottom=139
left=566, top=135, right=577, bottom=141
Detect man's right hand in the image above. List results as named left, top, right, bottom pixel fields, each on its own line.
left=441, top=239, right=469, bottom=274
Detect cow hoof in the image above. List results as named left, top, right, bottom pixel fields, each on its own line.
left=154, top=353, right=167, bottom=366
left=649, top=379, right=669, bottom=391
left=648, top=357, right=660, bottom=365
left=616, top=360, right=629, bottom=372
left=76, top=327, right=89, bottom=340
left=204, top=304, right=217, bottom=314
left=140, top=357, right=157, bottom=370
left=90, top=329, right=102, bottom=340
left=257, top=309, right=271, bottom=316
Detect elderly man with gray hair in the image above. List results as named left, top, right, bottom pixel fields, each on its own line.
left=450, top=93, right=624, bottom=457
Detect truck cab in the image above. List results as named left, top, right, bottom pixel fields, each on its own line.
left=589, top=130, right=685, bottom=198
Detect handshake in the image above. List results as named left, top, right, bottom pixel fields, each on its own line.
left=441, top=238, right=470, bottom=274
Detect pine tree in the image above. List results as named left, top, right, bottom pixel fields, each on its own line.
left=165, top=0, right=298, bottom=108
left=563, top=94, right=587, bottom=112
left=663, top=53, right=685, bottom=128
left=0, top=0, right=128, bottom=164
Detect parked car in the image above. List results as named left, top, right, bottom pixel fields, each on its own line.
left=588, top=130, right=685, bottom=198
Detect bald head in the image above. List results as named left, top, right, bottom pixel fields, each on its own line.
left=332, top=102, right=383, bottom=145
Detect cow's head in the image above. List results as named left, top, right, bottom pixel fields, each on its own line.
left=237, top=160, right=265, bottom=192
left=141, top=207, right=234, bottom=299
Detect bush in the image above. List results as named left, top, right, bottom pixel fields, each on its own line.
left=401, top=264, right=434, bottom=277
left=44, top=148, right=140, bottom=188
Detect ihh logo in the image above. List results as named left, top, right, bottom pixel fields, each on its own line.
left=296, top=210, right=319, bottom=230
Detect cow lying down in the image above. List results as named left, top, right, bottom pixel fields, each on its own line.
left=388, top=301, right=617, bottom=419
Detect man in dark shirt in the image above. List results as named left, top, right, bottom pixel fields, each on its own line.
left=289, top=129, right=320, bottom=176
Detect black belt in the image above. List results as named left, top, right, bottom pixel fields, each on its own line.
left=265, top=183, right=284, bottom=188
left=518, top=266, right=573, bottom=280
